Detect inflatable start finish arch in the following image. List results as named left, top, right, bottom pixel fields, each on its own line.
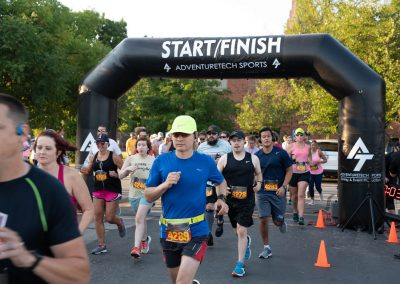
left=77, top=34, right=385, bottom=230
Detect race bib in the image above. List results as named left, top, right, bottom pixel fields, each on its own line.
left=310, top=164, right=319, bottom=171
left=95, top=170, right=107, bottom=181
left=264, top=180, right=279, bottom=191
left=231, top=186, right=247, bottom=199
left=166, top=223, right=191, bottom=243
left=206, top=186, right=213, bottom=197
left=132, top=177, right=146, bottom=190
left=295, top=162, right=307, bottom=171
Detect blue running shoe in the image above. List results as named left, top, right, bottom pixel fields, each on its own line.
left=232, top=261, right=245, bottom=277
left=244, top=235, right=251, bottom=260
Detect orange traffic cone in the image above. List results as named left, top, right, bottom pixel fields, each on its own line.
left=315, top=209, right=326, bottom=229
left=314, top=240, right=331, bottom=268
left=386, top=222, right=399, bottom=243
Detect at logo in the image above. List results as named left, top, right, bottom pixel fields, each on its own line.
left=347, top=138, right=373, bottom=171
left=80, top=132, right=95, bottom=152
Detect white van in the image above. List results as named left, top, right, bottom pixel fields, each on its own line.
left=316, top=139, right=338, bottom=177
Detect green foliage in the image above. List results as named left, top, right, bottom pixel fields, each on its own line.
left=118, top=79, right=237, bottom=133
left=0, top=0, right=127, bottom=140
left=238, top=0, right=400, bottom=136
left=237, top=80, right=297, bottom=133
left=284, top=0, right=400, bottom=133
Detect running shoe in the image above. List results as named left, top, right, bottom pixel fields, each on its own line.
left=118, top=218, right=126, bottom=238
left=308, top=200, right=314, bottom=205
left=298, top=217, right=305, bottom=225
left=206, top=233, right=214, bottom=246
left=192, top=280, right=200, bottom=284
left=231, top=261, right=245, bottom=277
left=319, top=193, right=324, bottom=201
left=215, top=219, right=224, bottom=237
left=288, top=199, right=292, bottom=205
left=141, top=235, right=152, bottom=254
left=244, top=235, right=251, bottom=260
left=91, top=245, right=107, bottom=255
left=293, top=213, right=299, bottom=223
left=258, top=246, right=272, bottom=259
left=131, top=246, right=141, bottom=259
left=279, top=221, right=287, bottom=234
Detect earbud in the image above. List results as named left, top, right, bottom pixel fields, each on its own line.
left=16, top=124, right=23, bottom=136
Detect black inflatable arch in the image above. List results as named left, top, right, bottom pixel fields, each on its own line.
left=77, top=34, right=385, bottom=229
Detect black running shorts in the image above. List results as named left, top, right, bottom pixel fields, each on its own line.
left=206, top=186, right=217, bottom=204
left=289, top=172, right=310, bottom=187
left=227, top=200, right=255, bottom=228
left=160, top=235, right=208, bottom=268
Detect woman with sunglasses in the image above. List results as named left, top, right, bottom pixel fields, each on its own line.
left=81, top=133, right=125, bottom=255
left=287, top=128, right=310, bottom=225
left=35, top=130, right=94, bottom=233
left=119, top=137, right=155, bottom=259
left=308, top=140, right=328, bottom=205
left=159, top=132, right=175, bottom=154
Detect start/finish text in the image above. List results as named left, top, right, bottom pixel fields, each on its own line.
left=161, top=37, right=282, bottom=59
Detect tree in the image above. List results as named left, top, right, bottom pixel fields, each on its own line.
left=118, top=79, right=237, bottom=133
left=237, top=80, right=297, bottom=133
left=0, top=0, right=127, bottom=139
left=237, top=0, right=400, bottom=136
left=285, top=0, right=400, bottom=133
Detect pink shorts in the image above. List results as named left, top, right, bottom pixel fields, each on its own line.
left=93, top=190, right=122, bottom=202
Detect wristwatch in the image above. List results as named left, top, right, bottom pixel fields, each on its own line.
left=282, top=185, right=289, bottom=191
left=217, top=194, right=226, bottom=201
left=23, top=252, right=43, bottom=271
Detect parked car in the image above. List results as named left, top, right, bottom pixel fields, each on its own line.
left=316, top=139, right=338, bottom=178
left=385, top=138, right=399, bottom=154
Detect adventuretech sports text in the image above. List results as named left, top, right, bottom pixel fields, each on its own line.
left=161, top=37, right=282, bottom=58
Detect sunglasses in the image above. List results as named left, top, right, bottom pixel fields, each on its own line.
left=207, top=132, right=218, bottom=135
left=96, top=142, right=106, bottom=145
left=172, top=132, right=190, bottom=138
left=296, top=133, right=304, bottom=136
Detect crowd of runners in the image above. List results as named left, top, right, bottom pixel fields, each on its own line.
left=1, top=92, right=337, bottom=284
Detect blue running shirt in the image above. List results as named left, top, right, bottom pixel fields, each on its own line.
left=146, top=151, right=224, bottom=238
left=256, top=146, right=293, bottom=195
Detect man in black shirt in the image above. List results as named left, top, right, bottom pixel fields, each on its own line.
left=0, top=93, right=90, bottom=283
left=217, top=130, right=262, bottom=277
left=386, top=143, right=400, bottom=260
left=385, top=144, right=400, bottom=215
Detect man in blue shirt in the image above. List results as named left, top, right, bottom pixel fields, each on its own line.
left=255, top=127, right=293, bottom=259
left=145, top=115, right=229, bottom=284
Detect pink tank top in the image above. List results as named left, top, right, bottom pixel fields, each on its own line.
left=291, top=143, right=310, bottom=173
left=58, top=165, right=78, bottom=222
left=309, top=150, right=323, bottom=175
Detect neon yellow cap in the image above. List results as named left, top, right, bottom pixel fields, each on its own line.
left=169, top=115, right=197, bottom=134
left=295, top=128, right=305, bottom=134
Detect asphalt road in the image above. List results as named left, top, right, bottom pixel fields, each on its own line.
left=83, top=181, right=400, bottom=284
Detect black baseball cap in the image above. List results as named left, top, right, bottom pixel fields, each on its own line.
left=229, top=130, right=245, bottom=140
left=207, top=125, right=221, bottom=134
left=96, top=134, right=109, bottom=143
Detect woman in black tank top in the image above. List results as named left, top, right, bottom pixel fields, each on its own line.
left=81, top=134, right=125, bottom=254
